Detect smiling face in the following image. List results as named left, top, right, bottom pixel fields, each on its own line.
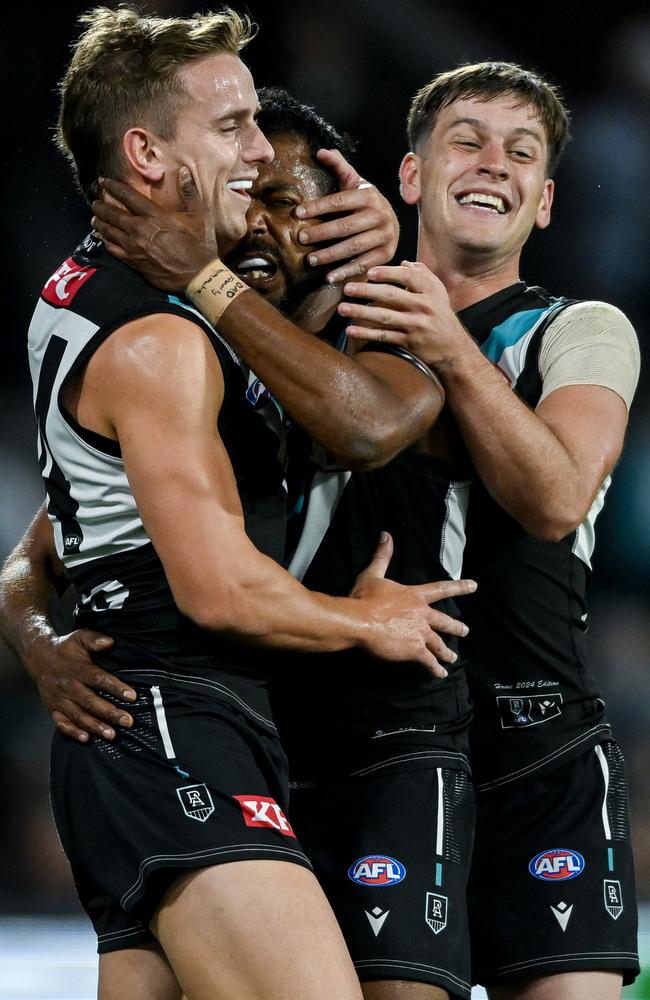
left=159, top=53, right=274, bottom=245
left=225, top=132, right=329, bottom=313
left=400, top=93, right=554, bottom=275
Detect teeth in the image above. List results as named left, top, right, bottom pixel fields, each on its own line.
left=227, top=179, right=253, bottom=191
left=237, top=257, right=272, bottom=270
left=458, top=193, right=506, bottom=214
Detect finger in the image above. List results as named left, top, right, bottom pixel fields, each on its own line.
left=326, top=249, right=397, bottom=286
left=425, top=632, right=457, bottom=664
left=296, top=187, right=374, bottom=221
left=427, top=611, right=469, bottom=637
left=338, top=302, right=408, bottom=331
left=177, top=165, right=201, bottom=208
left=72, top=650, right=137, bottom=703
left=63, top=682, right=134, bottom=730
left=300, top=210, right=379, bottom=248
left=91, top=198, right=135, bottom=229
left=315, top=148, right=362, bottom=191
left=54, top=700, right=118, bottom=741
left=99, top=177, right=158, bottom=216
left=358, top=531, right=393, bottom=581
left=416, top=578, right=478, bottom=604
left=51, top=710, right=90, bottom=743
left=91, top=218, right=134, bottom=252
left=342, top=325, right=407, bottom=345
left=413, top=646, right=448, bottom=679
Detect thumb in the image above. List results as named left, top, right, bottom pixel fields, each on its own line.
left=80, top=632, right=114, bottom=650
left=178, top=166, right=201, bottom=210
left=362, top=531, right=393, bottom=580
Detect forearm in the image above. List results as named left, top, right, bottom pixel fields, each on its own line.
left=188, top=267, right=439, bottom=468
left=437, top=340, right=591, bottom=538
left=0, top=548, right=60, bottom=667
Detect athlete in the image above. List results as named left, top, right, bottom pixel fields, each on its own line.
left=338, top=62, right=641, bottom=999
left=6, top=88, right=476, bottom=999
left=17, top=10, right=476, bottom=999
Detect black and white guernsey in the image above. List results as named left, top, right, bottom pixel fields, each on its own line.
left=29, top=234, right=288, bottom=729
left=458, top=282, right=612, bottom=790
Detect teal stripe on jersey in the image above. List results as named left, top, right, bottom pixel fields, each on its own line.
left=481, top=305, right=560, bottom=363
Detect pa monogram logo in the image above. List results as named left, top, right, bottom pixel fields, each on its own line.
left=176, top=784, right=215, bottom=822
left=425, top=892, right=448, bottom=934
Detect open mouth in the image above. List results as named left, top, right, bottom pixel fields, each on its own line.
left=232, top=254, right=280, bottom=285
left=456, top=192, right=509, bottom=214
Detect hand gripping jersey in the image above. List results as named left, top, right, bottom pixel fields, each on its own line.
left=28, top=236, right=288, bottom=729
left=458, top=282, right=614, bottom=790
left=272, top=363, right=473, bottom=781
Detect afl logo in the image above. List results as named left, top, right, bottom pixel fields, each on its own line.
left=529, top=848, right=585, bottom=881
left=348, top=855, right=406, bottom=887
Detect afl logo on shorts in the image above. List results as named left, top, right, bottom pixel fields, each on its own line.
left=348, top=855, right=406, bottom=887
left=529, top=848, right=585, bottom=881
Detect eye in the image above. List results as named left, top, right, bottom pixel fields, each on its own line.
left=268, top=198, right=297, bottom=209
left=455, top=138, right=481, bottom=150
left=511, top=148, right=535, bottom=160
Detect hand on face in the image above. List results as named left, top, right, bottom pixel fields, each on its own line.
left=92, top=172, right=220, bottom=292
left=295, top=148, right=400, bottom=284
left=339, top=261, right=471, bottom=369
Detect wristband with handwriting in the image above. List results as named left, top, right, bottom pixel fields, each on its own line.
left=186, top=258, right=248, bottom=325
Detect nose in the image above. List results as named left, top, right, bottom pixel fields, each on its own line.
left=246, top=198, right=268, bottom=235
left=243, top=122, right=274, bottom=165
left=477, top=139, right=509, bottom=180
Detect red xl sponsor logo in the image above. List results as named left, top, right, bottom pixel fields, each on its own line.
left=42, top=258, right=96, bottom=306
left=233, top=795, right=296, bottom=838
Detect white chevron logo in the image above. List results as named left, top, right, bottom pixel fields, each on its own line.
left=365, top=907, right=390, bottom=937
left=550, top=901, right=573, bottom=931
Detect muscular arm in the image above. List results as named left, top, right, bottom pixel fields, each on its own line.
left=342, top=265, right=636, bottom=540
left=81, top=313, right=471, bottom=663
left=199, top=284, right=444, bottom=469
left=92, top=177, right=443, bottom=470
left=0, top=506, right=137, bottom=741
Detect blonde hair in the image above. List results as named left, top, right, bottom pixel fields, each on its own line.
left=57, top=5, right=256, bottom=201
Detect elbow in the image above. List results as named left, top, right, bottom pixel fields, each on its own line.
left=328, top=424, right=411, bottom=472
left=522, top=503, right=590, bottom=543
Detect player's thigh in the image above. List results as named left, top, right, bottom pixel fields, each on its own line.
left=151, top=859, right=364, bottom=1000
left=470, top=742, right=638, bottom=989
left=362, top=980, right=450, bottom=999
left=291, top=765, right=474, bottom=999
left=98, top=941, right=182, bottom=1000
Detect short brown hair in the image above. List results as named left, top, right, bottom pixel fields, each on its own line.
left=407, top=61, right=570, bottom=175
left=57, top=5, right=256, bottom=202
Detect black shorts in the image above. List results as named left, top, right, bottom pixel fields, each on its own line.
left=469, top=739, right=639, bottom=987
left=290, top=762, right=475, bottom=999
left=50, top=680, right=311, bottom=953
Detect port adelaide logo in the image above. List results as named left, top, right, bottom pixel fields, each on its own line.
left=529, top=848, right=585, bottom=881
left=348, top=855, right=406, bottom=887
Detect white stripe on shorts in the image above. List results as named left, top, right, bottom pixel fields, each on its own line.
left=594, top=743, right=612, bottom=840
left=151, top=686, right=176, bottom=760
left=436, top=767, right=444, bottom=856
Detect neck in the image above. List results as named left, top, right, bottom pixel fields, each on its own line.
left=416, top=231, right=522, bottom=313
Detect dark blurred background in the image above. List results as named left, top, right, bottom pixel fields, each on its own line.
left=1, top=0, right=649, bottom=947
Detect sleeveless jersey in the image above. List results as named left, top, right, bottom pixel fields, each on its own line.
left=272, top=353, right=473, bottom=780
left=458, top=282, right=612, bottom=789
left=28, top=235, right=288, bottom=730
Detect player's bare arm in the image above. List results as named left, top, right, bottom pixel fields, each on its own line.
left=342, top=262, right=629, bottom=540
left=92, top=177, right=443, bottom=469
left=0, top=505, right=136, bottom=742
left=75, top=312, right=473, bottom=672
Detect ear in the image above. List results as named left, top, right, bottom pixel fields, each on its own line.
left=399, top=152, right=422, bottom=206
left=122, top=127, right=166, bottom=184
left=535, top=178, right=554, bottom=230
